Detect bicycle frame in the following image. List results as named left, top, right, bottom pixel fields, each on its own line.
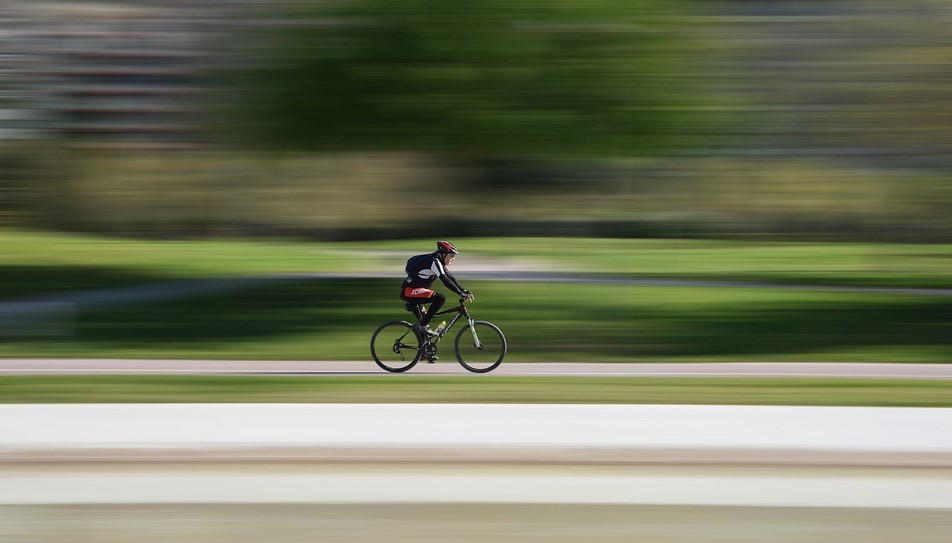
left=428, top=298, right=482, bottom=349
left=373, top=296, right=504, bottom=373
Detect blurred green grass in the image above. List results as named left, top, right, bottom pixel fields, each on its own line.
left=1, top=228, right=950, bottom=363
left=1, top=375, right=950, bottom=406
left=368, top=237, right=952, bottom=289
left=0, top=228, right=378, bottom=298
left=0, top=279, right=948, bottom=362
left=3, top=229, right=952, bottom=297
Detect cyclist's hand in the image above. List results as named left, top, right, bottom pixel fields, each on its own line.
left=462, top=291, right=475, bottom=302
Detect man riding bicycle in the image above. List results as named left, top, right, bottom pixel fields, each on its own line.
left=401, top=241, right=474, bottom=337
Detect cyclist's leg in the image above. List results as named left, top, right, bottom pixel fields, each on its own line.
left=421, top=292, right=445, bottom=326
left=401, top=288, right=444, bottom=327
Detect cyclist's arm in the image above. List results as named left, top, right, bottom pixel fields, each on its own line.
left=431, top=256, right=470, bottom=298
left=439, top=272, right=467, bottom=297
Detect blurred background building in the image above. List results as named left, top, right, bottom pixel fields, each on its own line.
left=0, top=1, right=252, bottom=149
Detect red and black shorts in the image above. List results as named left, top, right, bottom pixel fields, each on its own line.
left=401, top=287, right=437, bottom=300
left=400, top=286, right=446, bottom=324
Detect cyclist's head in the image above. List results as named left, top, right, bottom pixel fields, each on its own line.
left=436, top=241, right=459, bottom=255
left=436, top=240, right=459, bottom=264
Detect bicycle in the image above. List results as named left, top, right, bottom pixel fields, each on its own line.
left=370, top=297, right=507, bottom=373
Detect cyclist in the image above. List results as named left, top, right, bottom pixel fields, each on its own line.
left=401, top=240, right=474, bottom=337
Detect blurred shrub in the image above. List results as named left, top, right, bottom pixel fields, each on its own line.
left=3, top=146, right=950, bottom=242
left=3, top=0, right=952, bottom=242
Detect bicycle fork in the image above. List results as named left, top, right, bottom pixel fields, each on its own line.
left=467, top=317, right=483, bottom=350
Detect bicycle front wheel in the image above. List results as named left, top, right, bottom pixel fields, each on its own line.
left=371, top=320, right=422, bottom=373
left=454, top=321, right=507, bottom=373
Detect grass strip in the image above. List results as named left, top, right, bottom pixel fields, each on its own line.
left=1, top=375, right=951, bottom=406
left=0, top=228, right=377, bottom=299
left=3, top=229, right=952, bottom=296
left=1, top=279, right=948, bottom=362
left=357, top=237, right=952, bottom=289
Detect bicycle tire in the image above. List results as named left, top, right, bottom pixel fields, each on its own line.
left=371, top=320, right=423, bottom=373
left=454, top=321, right=506, bottom=373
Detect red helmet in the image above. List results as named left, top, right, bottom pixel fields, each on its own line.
left=436, top=241, right=459, bottom=255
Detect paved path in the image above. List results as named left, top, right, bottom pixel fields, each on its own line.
left=4, top=502, right=948, bottom=543
left=2, top=359, right=952, bottom=379
left=5, top=403, right=950, bottom=454
left=3, top=402, right=952, bottom=471
left=3, top=403, right=952, bottom=509
left=6, top=466, right=952, bottom=509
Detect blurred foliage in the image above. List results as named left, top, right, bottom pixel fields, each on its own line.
left=2, top=0, right=951, bottom=241
left=3, top=148, right=949, bottom=241
left=229, top=0, right=705, bottom=156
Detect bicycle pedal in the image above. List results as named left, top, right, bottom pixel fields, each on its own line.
left=427, top=356, right=438, bottom=363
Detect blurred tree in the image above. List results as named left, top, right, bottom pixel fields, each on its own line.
left=230, top=0, right=704, bottom=157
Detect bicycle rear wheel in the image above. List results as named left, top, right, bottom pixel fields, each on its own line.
left=454, top=321, right=506, bottom=373
left=371, top=320, right=422, bottom=373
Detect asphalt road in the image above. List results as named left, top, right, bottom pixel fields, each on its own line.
left=2, top=359, right=951, bottom=378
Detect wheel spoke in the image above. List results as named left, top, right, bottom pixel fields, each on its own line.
left=371, top=321, right=422, bottom=373
left=455, top=321, right=506, bottom=373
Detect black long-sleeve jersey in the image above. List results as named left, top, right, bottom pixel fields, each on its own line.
left=403, top=252, right=466, bottom=295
